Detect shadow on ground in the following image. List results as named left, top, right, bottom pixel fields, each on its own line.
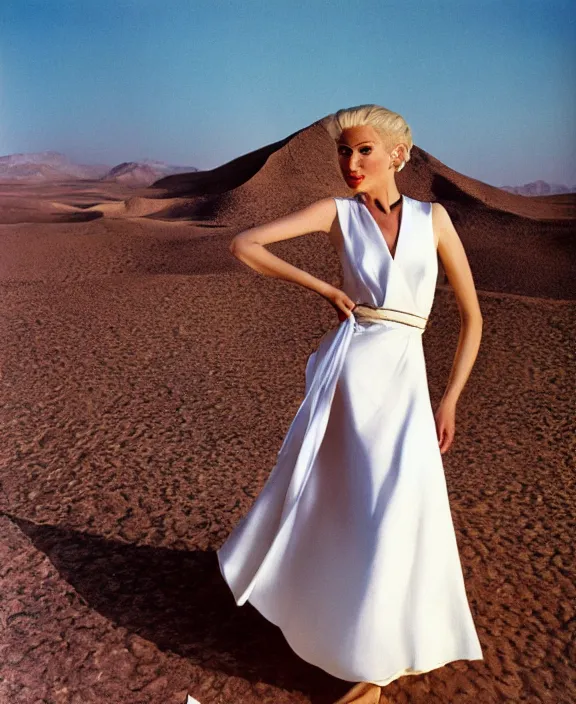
left=9, top=514, right=351, bottom=703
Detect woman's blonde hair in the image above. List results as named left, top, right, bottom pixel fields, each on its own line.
left=322, top=104, right=413, bottom=165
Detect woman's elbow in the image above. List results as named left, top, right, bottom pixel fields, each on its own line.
left=229, top=234, right=250, bottom=255
left=229, top=239, right=243, bottom=259
left=229, top=238, right=259, bottom=270
left=463, top=311, right=483, bottom=331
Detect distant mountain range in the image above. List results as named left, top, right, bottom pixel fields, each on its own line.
left=0, top=151, right=199, bottom=186
left=0, top=151, right=574, bottom=194
left=498, top=179, right=576, bottom=196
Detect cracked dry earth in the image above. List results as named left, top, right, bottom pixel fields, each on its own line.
left=1, top=216, right=575, bottom=703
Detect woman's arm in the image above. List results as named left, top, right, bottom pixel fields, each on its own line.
left=229, top=197, right=338, bottom=298
left=432, top=202, right=483, bottom=452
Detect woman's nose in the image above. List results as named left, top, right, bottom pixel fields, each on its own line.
left=349, top=155, right=362, bottom=170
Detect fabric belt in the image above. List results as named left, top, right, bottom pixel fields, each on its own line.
left=352, top=303, right=428, bottom=330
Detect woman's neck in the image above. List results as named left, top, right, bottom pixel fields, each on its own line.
left=356, top=188, right=402, bottom=214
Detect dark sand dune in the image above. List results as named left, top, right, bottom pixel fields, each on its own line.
left=151, top=120, right=576, bottom=222
left=6, top=119, right=570, bottom=298
left=1, top=116, right=575, bottom=703
left=147, top=121, right=576, bottom=300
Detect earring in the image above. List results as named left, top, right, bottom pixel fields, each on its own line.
left=391, top=152, right=405, bottom=172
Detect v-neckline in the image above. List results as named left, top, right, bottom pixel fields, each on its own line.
left=357, top=193, right=407, bottom=264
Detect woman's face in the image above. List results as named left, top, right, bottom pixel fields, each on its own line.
left=336, top=125, right=394, bottom=190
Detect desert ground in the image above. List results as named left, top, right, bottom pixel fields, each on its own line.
left=1, top=120, right=575, bottom=703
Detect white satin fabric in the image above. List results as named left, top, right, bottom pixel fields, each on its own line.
left=217, top=195, right=484, bottom=685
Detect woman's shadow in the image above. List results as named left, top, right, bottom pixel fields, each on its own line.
left=8, top=513, right=353, bottom=703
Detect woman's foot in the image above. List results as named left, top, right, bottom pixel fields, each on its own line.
left=332, top=681, right=381, bottom=704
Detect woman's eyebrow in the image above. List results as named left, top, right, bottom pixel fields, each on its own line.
left=338, top=141, right=374, bottom=147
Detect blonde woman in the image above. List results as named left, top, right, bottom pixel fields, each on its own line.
left=218, top=104, right=484, bottom=703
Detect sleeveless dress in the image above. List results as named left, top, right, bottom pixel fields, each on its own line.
left=217, top=194, right=484, bottom=686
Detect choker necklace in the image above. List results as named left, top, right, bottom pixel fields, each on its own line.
left=357, top=193, right=402, bottom=213
left=375, top=195, right=402, bottom=213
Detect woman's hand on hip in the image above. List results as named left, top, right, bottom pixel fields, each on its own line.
left=319, top=284, right=357, bottom=322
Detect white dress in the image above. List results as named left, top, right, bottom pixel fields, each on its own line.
left=217, top=194, right=484, bottom=686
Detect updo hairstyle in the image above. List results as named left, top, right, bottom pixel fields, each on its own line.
left=322, top=104, right=413, bottom=168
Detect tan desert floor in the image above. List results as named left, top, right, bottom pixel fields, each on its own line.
left=1, top=196, right=575, bottom=703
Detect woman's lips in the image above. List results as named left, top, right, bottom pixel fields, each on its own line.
left=347, top=174, right=364, bottom=185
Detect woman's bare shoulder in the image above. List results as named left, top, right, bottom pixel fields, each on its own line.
left=431, top=201, right=453, bottom=249
left=231, top=197, right=339, bottom=248
left=324, top=197, right=347, bottom=253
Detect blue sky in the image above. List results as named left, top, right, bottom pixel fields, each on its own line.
left=1, top=0, right=574, bottom=187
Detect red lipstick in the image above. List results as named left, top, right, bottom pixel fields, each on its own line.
left=346, top=174, right=364, bottom=186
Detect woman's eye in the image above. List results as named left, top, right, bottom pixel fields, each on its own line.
left=338, top=147, right=371, bottom=156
